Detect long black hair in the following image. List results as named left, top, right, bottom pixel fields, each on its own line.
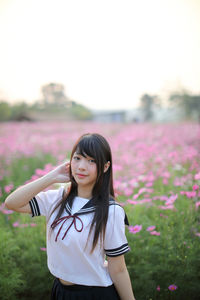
left=49, top=133, right=115, bottom=252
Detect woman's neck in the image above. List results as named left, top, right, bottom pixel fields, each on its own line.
left=77, top=186, right=93, bottom=199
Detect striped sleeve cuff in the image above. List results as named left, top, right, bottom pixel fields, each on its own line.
left=29, top=197, right=41, bottom=217
left=104, top=243, right=130, bottom=257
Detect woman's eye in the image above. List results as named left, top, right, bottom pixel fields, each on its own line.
left=89, top=159, right=96, bottom=163
left=73, top=156, right=80, bottom=160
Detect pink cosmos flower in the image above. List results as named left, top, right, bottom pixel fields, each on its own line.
left=113, top=164, right=122, bottom=172
left=115, top=192, right=119, bottom=198
left=192, top=184, right=199, bottom=191
left=44, top=163, right=54, bottom=172
left=146, top=182, right=153, bottom=187
left=173, top=178, right=183, bottom=186
left=150, top=231, right=161, bottom=236
left=160, top=195, right=168, bottom=201
left=156, top=286, right=160, bottom=291
left=159, top=205, right=174, bottom=210
left=138, top=188, right=146, bottom=195
left=0, top=203, right=14, bottom=215
left=195, top=233, right=200, bottom=237
left=195, top=201, right=200, bottom=209
left=127, top=199, right=138, bottom=205
left=0, top=203, right=6, bottom=212
left=4, top=209, right=14, bottom=214
left=138, top=198, right=152, bottom=204
left=31, top=175, right=39, bottom=181
left=162, top=171, right=170, bottom=178
left=146, top=226, right=156, bottom=232
left=35, top=168, right=46, bottom=176
left=4, top=184, right=14, bottom=194
left=40, top=247, right=47, bottom=251
left=194, top=172, right=200, bottom=180
left=163, top=178, right=168, bottom=185
left=12, top=222, right=20, bottom=227
left=185, top=191, right=196, bottom=198
left=124, top=188, right=133, bottom=196
left=128, top=225, right=142, bottom=234
left=180, top=191, right=186, bottom=195
left=168, top=284, right=178, bottom=291
left=165, top=194, right=178, bottom=206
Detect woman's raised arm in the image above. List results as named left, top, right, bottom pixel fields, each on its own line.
left=4, top=162, right=70, bottom=212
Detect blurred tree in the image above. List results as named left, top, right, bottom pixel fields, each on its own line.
left=70, top=102, right=92, bottom=120
left=169, top=91, right=200, bottom=122
left=140, top=94, right=159, bottom=121
left=39, top=83, right=92, bottom=120
left=41, top=83, right=71, bottom=107
left=0, top=101, right=11, bottom=121
left=10, top=101, right=32, bottom=121
left=0, top=84, right=92, bottom=122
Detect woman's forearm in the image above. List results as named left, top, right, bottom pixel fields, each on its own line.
left=5, top=172, right=55, bottom=210
left=111, top=268, right=136, bottom=300
left=5, top=162, right=70, bottom=210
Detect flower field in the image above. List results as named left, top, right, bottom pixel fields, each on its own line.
left=0, top=121, right=200, bottom=300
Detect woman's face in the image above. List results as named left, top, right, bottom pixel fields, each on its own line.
left=71, top=151, right=97, bottom=189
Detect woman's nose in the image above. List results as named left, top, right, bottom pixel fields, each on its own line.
left=78, top=159, right=86, bottom=169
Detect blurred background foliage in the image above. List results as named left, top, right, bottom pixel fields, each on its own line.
left=0, top=83, right=92, bottom=122
left=0, top=83, right=200, bottom=123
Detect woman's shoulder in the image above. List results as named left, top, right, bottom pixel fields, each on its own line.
left=108, top=198, right=125, bottom=214
left=108, top=197, right=123, bottom=207
left=108, top=197, right=129, bottom=226
left=47, top=185, right=65, bottom=199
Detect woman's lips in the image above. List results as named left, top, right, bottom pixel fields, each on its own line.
left=76, top=173, right=87, bottom=178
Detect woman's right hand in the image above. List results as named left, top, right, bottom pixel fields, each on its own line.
left=50, top=161, right=71, bottom=184
left=5, top=161, right=71, bottom=212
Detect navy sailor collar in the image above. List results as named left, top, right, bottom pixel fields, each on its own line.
left=64, top=197, right=129, bottom=225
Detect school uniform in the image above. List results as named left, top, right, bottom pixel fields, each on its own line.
left=29, top=186, right=130, bottom=300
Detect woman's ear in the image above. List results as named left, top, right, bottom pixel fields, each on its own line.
left=104, top=161, right=110, bottom=173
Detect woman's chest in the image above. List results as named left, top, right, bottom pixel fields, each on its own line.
left=47, top=212, right=98, bottom=251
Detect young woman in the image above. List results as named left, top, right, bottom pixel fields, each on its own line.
left=5, top=133, right=136, bottom=300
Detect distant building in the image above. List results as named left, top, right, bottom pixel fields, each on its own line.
left=92, top=105, right=184, bottom=123
left=126, top=106, right=184, bottom=123
left=92, top=110, right=126, bottom=122
left=151, top=106, right=184, bottom=122
left=125, top=108, right=145, bottom=123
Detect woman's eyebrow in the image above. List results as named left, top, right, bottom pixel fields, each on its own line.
left=74, top=151, right=87, bottom=157
left=76, top=152, right=95, bottom=159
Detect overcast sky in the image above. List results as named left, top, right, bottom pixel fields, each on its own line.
left=0, top=0, right=200, bottom=110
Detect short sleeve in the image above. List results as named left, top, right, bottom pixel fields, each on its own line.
left=29, top=186, right=64, bottom=219
left=104, top=205, right=130, bottom=257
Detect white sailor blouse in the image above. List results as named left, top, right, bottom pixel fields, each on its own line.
left=29, top=186, right=130, bottom=286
